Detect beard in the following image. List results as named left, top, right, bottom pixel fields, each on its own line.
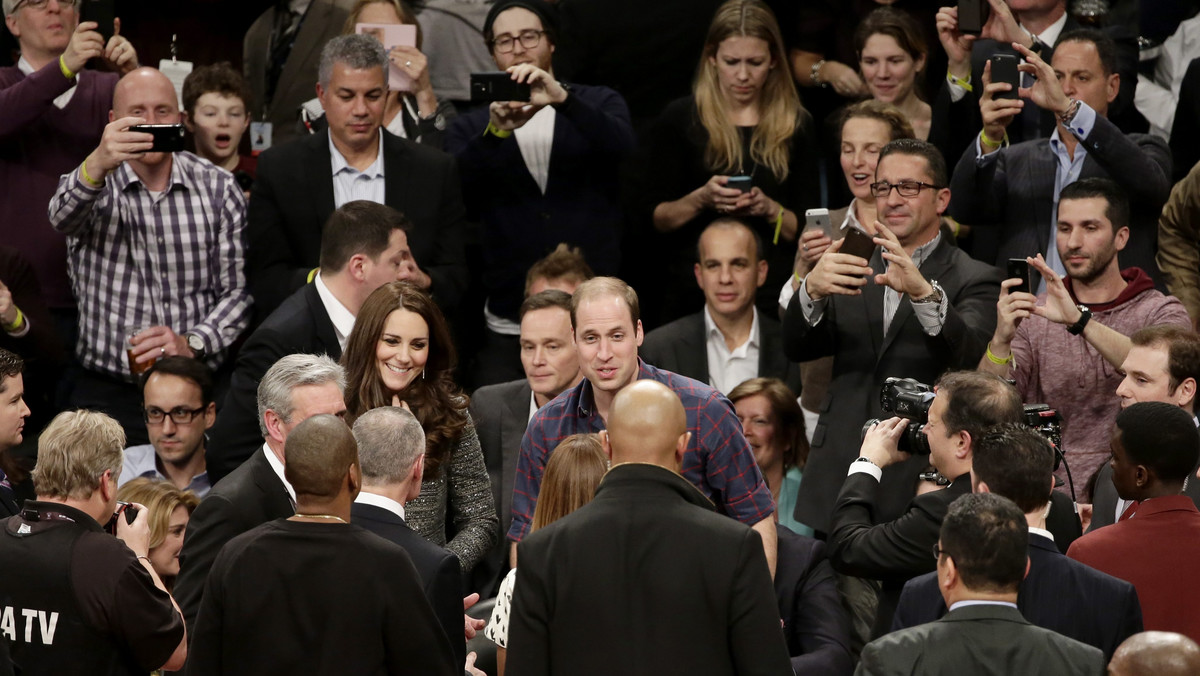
left=1062, top=243, right=1119, bottom=284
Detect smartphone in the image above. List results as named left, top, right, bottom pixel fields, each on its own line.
left=726, top=175, right=752, bottom=194
left=840, top=226, right=877, bottom=265
left=958, top=0, right=990, bottom=35
left=804, top=208, right=833, bottom=238
left=79, top=0, right=117, bottom=41
left=1006, top=258, right=1031, bottom=294
left=104, top=501, right=139, bottom=535
left=990, top=54, right=1020, bottom=100
left=130, top=123, right=186, bottom=153
left=356, top=23, right=418, bottom=91
left=469, top=72, right=532, bottom=103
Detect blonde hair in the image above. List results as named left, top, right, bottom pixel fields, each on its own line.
left=116, top=478, right=200, bottom=550
left=530, top=434, right=608, bottom=532
left=694, top=0, right=804, bottom=182
left=32, top=410, right=126, bottom=500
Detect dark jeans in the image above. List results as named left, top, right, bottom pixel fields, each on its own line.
left=66, top=369, right=148, bottom=447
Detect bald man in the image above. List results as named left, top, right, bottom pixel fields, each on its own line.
left=49, top=66, right=250, bottom=446
left=506, top=381, right=792, bottom=676
left=1109, top=632, right=1200, bottom=676
left=187, top=414, right=458, bottom=675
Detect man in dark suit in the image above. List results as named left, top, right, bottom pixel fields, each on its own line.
left=468, top=290, right=582, bottom=595
left=774, top=525, right=854, bottom=675
left=174, top=354, right=348, bottom=629
left=350, top=406, right=465, bottom=665
left=642, top=218, right=800, bottom=395
left=893, top=423, right=1142, bottom=660
left=208, top=201, right=414, bottom=482
left=948, top=30, right=1171, bottom=285
left=506, top=380, right=791, bottom=675
left=784, top=138, right=1001, bottom=535
left=860, top=493, right=1105, bottom=676
left=1091, top=325, right=1200, bottom=531
left=247, top=34, right=468, bottom=319
left=1068, top=402, right=1200, bottom=642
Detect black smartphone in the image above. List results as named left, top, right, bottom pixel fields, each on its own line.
left=79, top=0, right=117, bottom=41
left=1007, top=258, right=1031, bottom=294
left=840, top=226, right=877, bottom=265
left=104, top=501, right=139, bottom=535
left=726, top=175, right=752, bottom=194
left=990, top=54, right=1020, bottom=100
left=129, top=123, right=185, bottom=153
left=469, top=72, right=532, bottom=103
left=958, top=0, right=990, bottom=35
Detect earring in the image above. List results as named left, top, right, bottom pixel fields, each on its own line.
left=420, top=369, right=425, bottom=380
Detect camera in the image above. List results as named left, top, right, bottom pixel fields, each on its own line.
left=862, top=377, right=935, bottom=454
left=1023, top=404, right=1065, bottom=469
left=104, top=501, right=139, bottom=535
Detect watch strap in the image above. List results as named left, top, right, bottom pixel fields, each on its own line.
left=1066, top=306, right=1092, bottom=335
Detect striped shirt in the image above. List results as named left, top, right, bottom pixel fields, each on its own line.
left=49, top=152, right=251, bottom=380
left=507, top=360, right=774, bottom=542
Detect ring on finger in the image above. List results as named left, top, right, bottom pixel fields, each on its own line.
left=405, top=60, right=412, bottom=68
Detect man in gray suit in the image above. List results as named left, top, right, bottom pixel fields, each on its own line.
left=949, top=29, right=1171, bottom=287
left=642, top=218, right=800, bottom=396
left=858, top=492, right=1105, bottom=676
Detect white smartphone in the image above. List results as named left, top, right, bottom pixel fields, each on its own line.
left=804, top=208, right=833, bottom=238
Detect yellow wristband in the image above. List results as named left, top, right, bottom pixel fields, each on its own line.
left=59, top=54, right=75, bottom=80
left=985, top=343, right=1013, bottom=365
left=79, top=158, right=103, bottom=187
left=2, top=308, right=24, bottom=333
left=307, top=267, right=320, bottom=283
left=980, top=129, right=1007, bottom=149
left=772, top=205, right=785, bottom=246
left=947, top=68, right=973, bottom=93
left=793, top=271, right=802, bottom=284
left=484, top=121, right=513, bottom=139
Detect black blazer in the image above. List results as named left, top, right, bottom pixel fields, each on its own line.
left=862, top=603, right=1106, bottom=676
left=892, top=532, right=1142, bottom=660
left=350, top=501, right=465, bottom=666
left=207, top=283, right=341, bottom=483
left=640, top=311, right=802, bottom=394
left=774, top=526, right=853, bottom=675
left=175, top=448, right=294, bottom=629
left=1089, top=459, right=1200, bottom=532
left=783, top=235, right=1001, bottom=533
left=466, top=378, right=531, bottom=597
left=246, top=129, right=469, bottom=317
left=507, top=463, right=792, bottom=676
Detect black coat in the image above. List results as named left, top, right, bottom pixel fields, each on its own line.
left=774, top=526, right=854, bottom=675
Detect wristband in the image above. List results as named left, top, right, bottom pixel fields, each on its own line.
left=793, top=271, right=802, bottom=284
left=59, top=54, right=76, bottom=80
left=79, top=158, right=103, bottom=187
left=947, top=69, right=973, bottom=93
left=980, top=129, right=1007, bottom=149
left=772, top=204, right=785, bottom=245
left=484, top=121, right=513, bottom=139
left=1, top=308, right=23, bottom=333
left=985, top=342, right=1013, bottom=365
left=307, top=267, right=319, bottom=283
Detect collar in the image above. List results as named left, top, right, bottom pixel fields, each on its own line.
left=110, top=152, right=185, bottom=195
left=354, top=490, right=405, bottom=521
left=329, top=132, right=385, bottom=179
left=261, top=442, right=297, bottom=504
left=948, top=600, right=1019, bottom=612
left=1028, top=526, right=1055, bottom=543
left=891, top=231, right=942, bottom=271
left=596, top=463, right=716, bottom=511
left=1027, top=11, right=1069, bottom=47
left=528, top=389, right=539, bottom=422
left=16, top=56, right=36, bottom=77
left=287, top=0, right=313, bottom=14
left=841, top=199, right=863, bottom=233
left=703, top=305, right=759, bottom=351
left=314, top=272, right=356, bottom=346
left=575, top=359, right=654, bottom=418
left=1062, top=267, right=1154, bottom=311
left=1131, top=494, right=1200, bottom=517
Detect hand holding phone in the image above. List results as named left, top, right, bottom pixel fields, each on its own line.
left=470, top=72, right=532, bottom=103
left=989, top=54, right=1020, bottom=100
left=1006, top=258, right=1031, bottom=294
left=128, top=124, right=186, bottom=153
left=958, top=0, right=990, bottom=35
left=726, top=176, right=752, bottom=194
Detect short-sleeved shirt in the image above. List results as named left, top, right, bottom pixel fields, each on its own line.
left=507, top=360, right=774, bottom=542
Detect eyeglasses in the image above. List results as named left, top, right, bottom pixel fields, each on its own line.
left=932, top=544, right=950, bottom=561
left=144, top=406, right=206, bottom=425
left=491, top=29, right=544, bottom=53
left=11, top=0, right=77, bottom=11
left=870, top=180, right=942, bottom=198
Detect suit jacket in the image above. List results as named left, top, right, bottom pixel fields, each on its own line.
left=466, top=378, right=531, bottom=597
left=892, top=532, right=1142, bottom=660
left=242, top=0, right=354, bottom=147
left=948, top=114, right=1171, bottom=287
left=783, top=234, right=1001, bottom=533
left=640, top=310, right=802, bottom=395
left=174, top=448, right=294, bottom=630
left=207, top=283, right=341, bottom=483
left=1068, top=495, right=1200, bottom=640
left=246, top=129, right=468, bottom=318
left=1089, top=456, right=1200, bottom=532
left=859, top=603, right=1106, bottom=676
left=350, top=501, right=465, bottom=666
left=775, top=526, right=854, bottom=676
left=507, top=464, right=792, bottom=676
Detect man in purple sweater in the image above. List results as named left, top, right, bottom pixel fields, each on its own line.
left=1, top=0, right=137, bottom=342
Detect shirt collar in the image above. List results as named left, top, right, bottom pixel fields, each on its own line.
left=702, top=305, right=759, bottom=350
left=314, top=272, right=357, bottom=348
left=948, top=600, right=1019, bottom=612
left=1028, top=526, right=1054, bottom=543
left=529, top=389, right=539, bottom=422
left=261, top=442, right=297, bottom=504
left=354, top=490, right=405, bottom=521
left=112, top=152, right=189, bottom=195
left=842, top=198, right=863, bottom=233
left=1029, top=11, right=1069, bottom=47
left=891, top=230, right=941, bottom=271
left=329, top=132, right=385, bottom=179
left=16, top=56, right=35, bottom=76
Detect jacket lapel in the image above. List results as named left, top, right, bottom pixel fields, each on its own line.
left=862, top=250, right=887, bottom=355
left=275, top=1, right=333, bottom=110
left=308, top=133, right=336, bottom=231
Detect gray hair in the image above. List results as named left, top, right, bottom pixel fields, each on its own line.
left=2, top=0, right=17, bottom=17
left=257, top=354, right=346, bottom=437
left=318, top=34, right=387, bottom=88
left=352, top=406, right=425, bottom=484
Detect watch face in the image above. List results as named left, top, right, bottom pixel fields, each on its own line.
left=187, top=335, right=203, bottom=351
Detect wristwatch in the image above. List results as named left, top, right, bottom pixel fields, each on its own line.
left=912, top=281, right=944, bottom=305
left=186, top=333, right=207, bottom=359
left=1066, top=305, right=1092, bottom=335
left=853, top=457, right=879, bottom=468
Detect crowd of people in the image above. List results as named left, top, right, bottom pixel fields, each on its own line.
left=3, top=0, right=1200, bottom=673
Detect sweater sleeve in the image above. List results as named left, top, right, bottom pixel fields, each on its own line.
left=443, top=420, right=500, bottom=572
left=0, top=61, right=78, bottom=141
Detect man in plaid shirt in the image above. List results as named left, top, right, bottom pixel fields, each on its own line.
left=507, top=276, right=778, bottom=574
left=49, top=67, right=250, bottom=445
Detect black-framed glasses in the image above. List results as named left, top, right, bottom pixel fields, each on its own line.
left=11, top=0, right=77, bottom=11
left=491, top=29, right=544, bottom=53
left=870, top=180, right=942, bottom=198
left=144, top=406, right=206, bottom=425
left=932, top=544, right=949, bottom=561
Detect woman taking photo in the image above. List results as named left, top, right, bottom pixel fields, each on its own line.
left=647, top=0, right=819, bottom=324
left=855, top=7, right=931, bottom=140
left=728, top=378, right=811, bottom=537
left=116, top=478, right=201, bottom=591
left=341, top=281, right=497, bottom=571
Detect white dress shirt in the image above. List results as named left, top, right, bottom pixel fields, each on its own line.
left=261, top=442, right=297, bottom=506
left=705, top=306, right=760, bottom=395
left=354, top=490, right=407, bottom=521
left=514, top=105, right=556, bottom=194
left=314, top=271, right=356, bottom=351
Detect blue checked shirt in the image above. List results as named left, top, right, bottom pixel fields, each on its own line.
left=49, top=152, right=251, bottom=380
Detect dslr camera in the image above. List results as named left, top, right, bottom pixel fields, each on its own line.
left=862, top=377, right=935, bottom=454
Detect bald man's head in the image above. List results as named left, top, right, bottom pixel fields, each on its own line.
left=1109, top=632, right=1200, bottom=676
left=285, top=414, right=359, bottom=500
left=603, top=380, right=690, bottom=470
left=113, top=68, right=180, bottom=118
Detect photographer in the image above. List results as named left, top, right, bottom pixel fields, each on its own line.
left=828, top=370, right=1080, bottom=638
left=0, top=410, right=186, bottom=674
